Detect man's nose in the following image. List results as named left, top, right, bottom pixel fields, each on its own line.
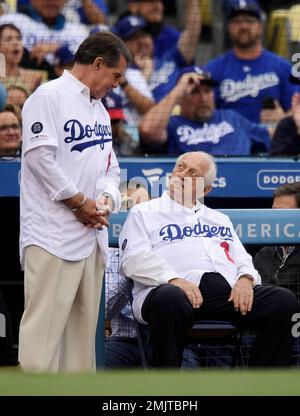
left=239, top=21, right=251, bottom=29
left=113, top=79, right=121, bottom=89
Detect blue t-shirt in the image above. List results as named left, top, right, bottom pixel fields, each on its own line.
left=149, top=47, right=189, bottom=102
left=153, top=24, right=180, bottom=59
left=204, top=49, right=299, bottom=123
left=166, top=109, right=270, bottom=156
left=77, top=0, right=108, bottom=24
left=18, top=0, right=109, bottom=25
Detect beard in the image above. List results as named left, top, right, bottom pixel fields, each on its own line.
left=193, top=108, right=214, bottom=122
left=231, top=31, right=260, bottom=49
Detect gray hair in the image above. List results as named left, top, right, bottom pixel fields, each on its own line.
left=175, top=151, right=217, bottom=186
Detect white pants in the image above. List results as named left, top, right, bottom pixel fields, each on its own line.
left=19, top=244, right=105, bottom=372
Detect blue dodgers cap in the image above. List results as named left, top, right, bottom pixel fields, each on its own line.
left=227, top=0, right=262, bottom=20
left=112, top=15, right=147, bottom=40
left=177, top=65, right=219, bottom=87
left=54, top=45, right=75, bottom=67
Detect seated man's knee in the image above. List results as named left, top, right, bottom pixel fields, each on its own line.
left=150, top=284, right=190, bottom=313
left=272, top=286, right=299, bottom=315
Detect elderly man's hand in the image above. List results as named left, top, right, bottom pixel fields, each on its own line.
left=90, top=195, right=113, bottom=230
left=228, top=276, right=254, bottom=315
left=169, top=277, right=203, bottom=309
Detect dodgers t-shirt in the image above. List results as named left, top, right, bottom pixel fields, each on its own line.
left=167, top=109, right=270, bottom=156
left=204, top=49, right=299, bottom=123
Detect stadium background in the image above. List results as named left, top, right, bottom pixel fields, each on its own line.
left=0, top=0, right=300, bottom=396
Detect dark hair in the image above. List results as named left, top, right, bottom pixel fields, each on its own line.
left=0, top=23, right=22, bottom=39
left=74, top=31, right=131, bottom=67
left=2, top=103, right=19, bottom=116
left=0, top=103, right=21, bottom=123
left=7, top=82, right=29, bottom=97
left=273, top=182, right=300, bottom=208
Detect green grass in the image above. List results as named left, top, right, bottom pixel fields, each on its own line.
left=0, top=368, right=300, bottom=395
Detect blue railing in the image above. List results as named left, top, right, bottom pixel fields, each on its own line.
left=1, top=157, right=300, bottom=198
left=108, top=209, right=300, bottom=246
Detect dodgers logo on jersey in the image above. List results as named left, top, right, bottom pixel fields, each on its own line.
left=176, top=123, right=234, bottom=145
left=31, top=122, right=43, bottom=134
left=64, top=119, right=112, bottom=152
left=159, top=220, right=233, bottom=242
left=220, top=73, right=279, bottom=103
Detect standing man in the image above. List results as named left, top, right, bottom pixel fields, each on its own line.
left=19, top=31, right=131, bottom=372
left=204, top=0, right=299, bottom=126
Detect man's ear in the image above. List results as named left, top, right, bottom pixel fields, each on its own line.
left=204, top=185, right=213, bottom=196
left=94, top=56, right=104, bottom=70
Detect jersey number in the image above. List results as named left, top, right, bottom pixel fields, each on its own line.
left=220, top=241, right=235, bottom=264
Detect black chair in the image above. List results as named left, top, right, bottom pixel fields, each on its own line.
left=186, top=320, right=244, bottom=368
left=127, top=279, right=149, bottom=368
left=127, top=279, right=244, bottom=369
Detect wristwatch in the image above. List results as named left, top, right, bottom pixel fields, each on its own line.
left=98, top=193, right=114, bottom=211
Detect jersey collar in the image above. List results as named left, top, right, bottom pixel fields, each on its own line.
left=62, top=70, right=91, bottom=99
left=163, top=191, right=204, bottom=214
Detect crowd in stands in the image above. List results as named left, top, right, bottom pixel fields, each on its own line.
left=0, top=0, right=300, bottom=158
left=0, top=0, right=300, bottom=370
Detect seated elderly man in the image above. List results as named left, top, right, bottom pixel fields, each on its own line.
left=119, top=151, right=298, bottom=367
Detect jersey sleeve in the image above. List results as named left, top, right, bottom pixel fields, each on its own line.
left=21, top=92, right=59, bottom=155
left=96, top=148, right=121, bottom=211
